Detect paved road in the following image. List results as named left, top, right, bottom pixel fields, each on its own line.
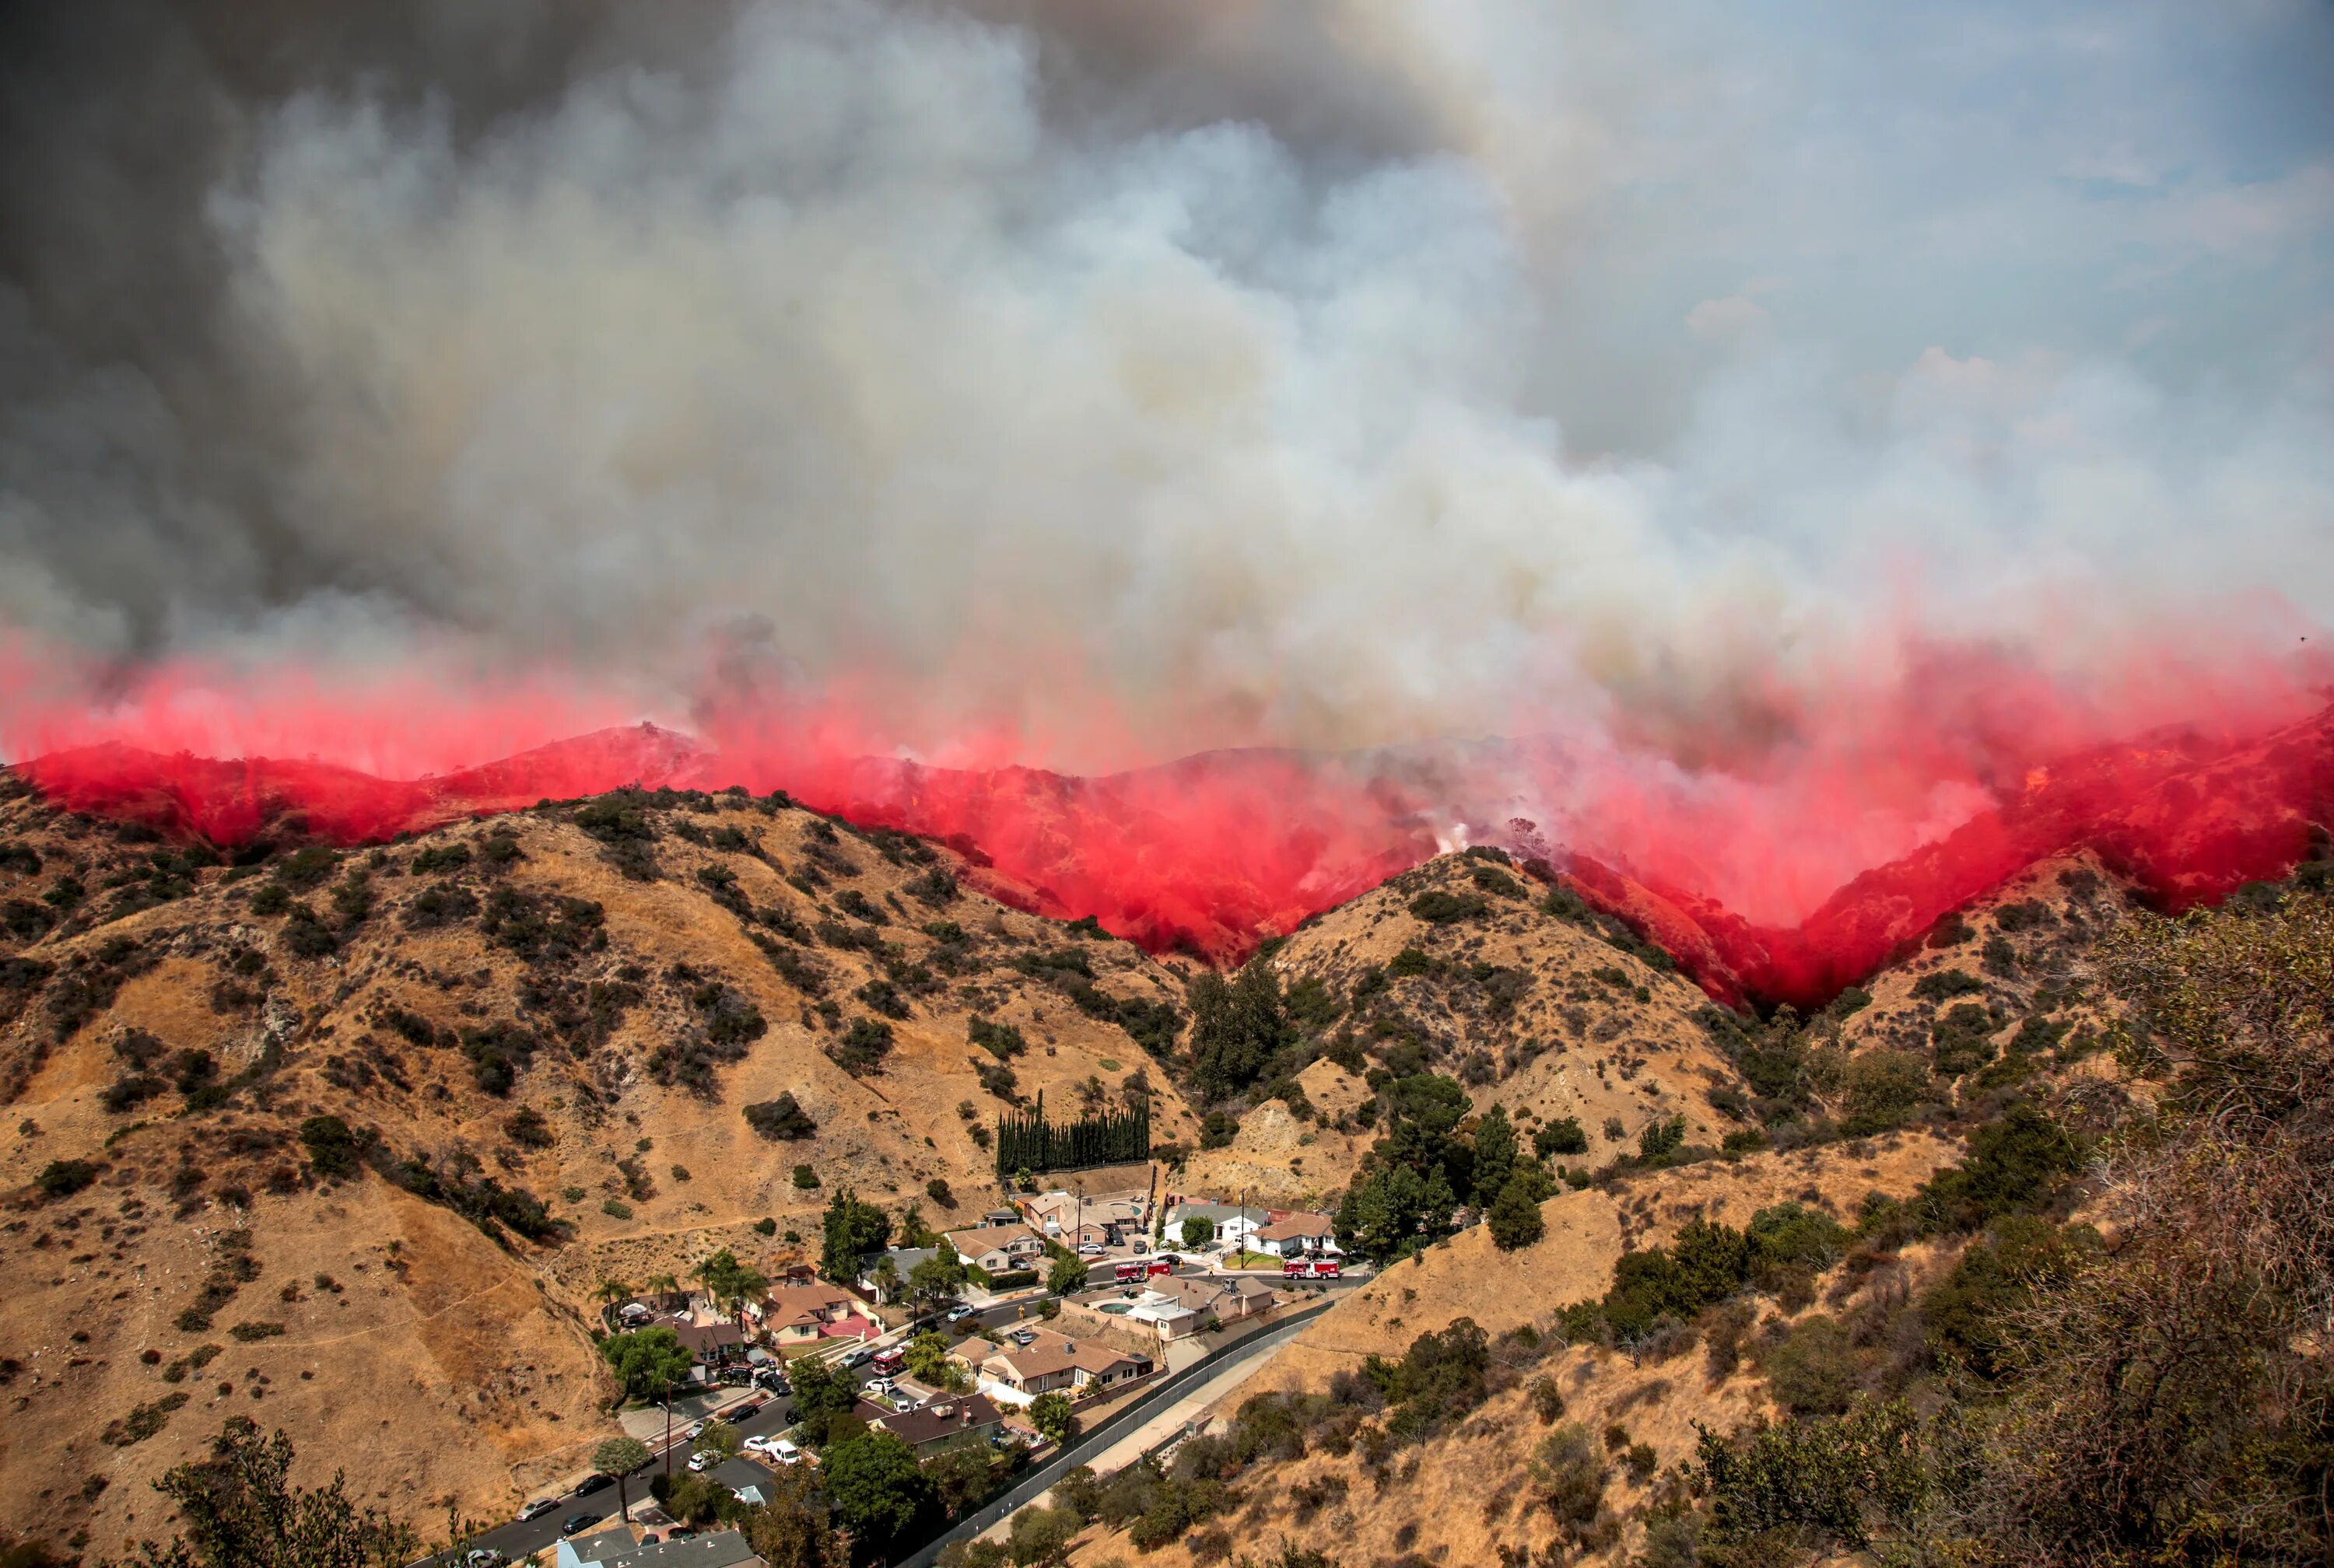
left=422, top=1394, right=797, bottom=1566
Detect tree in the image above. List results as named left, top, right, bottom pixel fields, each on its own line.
left=105, top=1417, right=429, bottom=1566
left=593, top=1435, right=652, bottom=1526
left=1047, top=1254, right=1088, bottom=1297
left=744, top=1464, right=847, bottom=1567
left=903, top=1331, right=970, bottom=1392
left=1487, top=1174, right=1546, bottom=1251
left=1470, top=1103, right=1519, bottom=1203
left=696, top=1417, right=744, bottom=1462
left=1008, top=1503, right=1081, bottom=1566
left=821, top=1188, right=893, bottom=1282
left=822, top=1431, right=933, bottom=1552
left=1029, top=1391, right=1078, bottom=1447
left=1185, top=959, right=1292, bottom=1101
left=790, top=1356, right=857, bottom=1429
left=1181, top=1215, right=1214, bottom=1250
left=1335, top=1160, right=1456, bottom=1262
left=600, top=1327, right=692, bottom=1402
left=909, top=1245, right=968, bottom=1308
left=596, top=1277, right=632, bottom=1308
left=696, top=1248, right=767, bottom=1319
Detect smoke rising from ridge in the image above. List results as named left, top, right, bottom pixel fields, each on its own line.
left=2, top=0, right=2332, bottom=930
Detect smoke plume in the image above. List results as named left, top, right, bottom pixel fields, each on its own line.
left=3, top=0, right=2332, bottom=982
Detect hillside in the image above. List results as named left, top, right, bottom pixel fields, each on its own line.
left=1022, top=857, right=2334, bottom=1568
left=0, top=778, right=1201, bottom=1549
left=1183, top=853, right=1742, bottom=1207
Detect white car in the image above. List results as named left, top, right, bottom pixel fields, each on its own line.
left=684, top=1419, right=707, bottom=1440
left=743, top=1434, right=780, bottom=1457
left=1077, top=1244, right=1105, bottom=1256
left=687, top=1449, right=717, bottom=1472
left=944, top=1304, right=976, bottom=1322
left=864, top=1375, right=895, bottom=1395
left=770, top=1439, right=804, bottom=1466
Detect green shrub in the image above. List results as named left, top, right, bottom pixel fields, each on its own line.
left=1841, top=1050, right=1930, bottom=1134
left=1762, top=1315, right=1859, bottom=1415
left=1535, top=1117, right=1589, bottom=1157
left=297, top=1115, right=362, bottom=1178
left=744, top=1094, right=818, bottom=1140
left=37, top=1159, right=98, bottom=1199
left=1931, top=1003, right=1999, bottom=1076
left=1409, top=890, right=1489, bottom=925
left=1910, top=968, right=1982, bottom=1002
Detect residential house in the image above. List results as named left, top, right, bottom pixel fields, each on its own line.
left=1155, top=1272, right=1276, bottom=1324
left=1252, top=1213, right=1340, bottom=1258
left=980, top=1208, right=1023, bottom=1228
left=554, top=1521, right=645, bottom=1568
left=757, top=1283, right=858, bottom=1345
left=669, top=1320, right=748, bottom=1368
left=584, top=1528, right=766, bottom=1568
left=966, top=1327, right=1155, bottom=1399
left=855, top=1245, right=938, bottom=1304
left=1024, top=1189, right=1150, bottom=1241
left=941, top=1223, right=1047, bottom=1275
left=1057, top=1288, right=1205, bottom=1344
left=1169, top=1202, right=1267, bottom=1248
left=864, top=1392, right=1010, bottom=1454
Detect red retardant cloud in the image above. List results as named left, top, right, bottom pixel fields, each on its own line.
left=4, top=635, right=2329, bottom=1010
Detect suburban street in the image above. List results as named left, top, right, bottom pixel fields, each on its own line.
left=423, top=1393, right=797, bottom=1566
left=422, top=1255, right=1363, bottom=1565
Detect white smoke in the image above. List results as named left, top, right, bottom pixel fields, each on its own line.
left=2, top=0, right=2330, bottom=771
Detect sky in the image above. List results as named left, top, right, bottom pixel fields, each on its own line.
left=0, top=0, right=2328, bottom=792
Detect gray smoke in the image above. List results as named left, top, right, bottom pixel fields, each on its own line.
left=2, top=0, right=2330, bottom=769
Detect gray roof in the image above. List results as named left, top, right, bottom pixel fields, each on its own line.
left=861, top=1245, right=938, bottom=1276
left=601, top=1529, right=762, bottom=1568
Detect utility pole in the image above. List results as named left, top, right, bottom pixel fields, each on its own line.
left=662, top=1373, right=675, bottom=1482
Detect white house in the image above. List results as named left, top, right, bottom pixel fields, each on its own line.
left=1252, top=1213, right=1340, bottom=1258
left=1170, top=1202, right=1267, bottom=1248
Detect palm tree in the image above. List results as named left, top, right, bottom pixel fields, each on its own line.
left=598, top=1276, right=631, bottom=1307
left=592, top=1435, right=652, bottom=1525
left=646, top=1271, right=682, bottom=1306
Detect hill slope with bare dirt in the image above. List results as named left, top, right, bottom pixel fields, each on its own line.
left=0, top=778, right=1203, bottom=1552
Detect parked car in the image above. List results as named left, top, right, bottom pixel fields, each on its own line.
left=944, top=1304, right=976, bottom=1323
left=1008, top=1328, right=1038, bottom=1346
left=687, top=1450, right=717, bottom=1472
left=865, top=1375, right=895, bottom=1395
left=683, top=1419, right=707, bottom=1440
left=561, top=1514, right=599, bottom=1537
left=573, top=1472, right=613, bottom=1496
left=517, top=1498, right=561, bottom=1522
left=769, top=1440, right=804, bottom=1466
left=743, top=1434, right=780, bottom=1457
left=841, top=1347, right=874, bottom=1368
left=1077, top=1243, right=1105, bottom=1256
left=754, top=1369, right=789, bottom=1394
